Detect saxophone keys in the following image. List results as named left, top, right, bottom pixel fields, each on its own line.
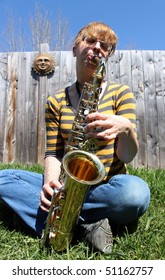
left=84, top=109, right=89, bottom=115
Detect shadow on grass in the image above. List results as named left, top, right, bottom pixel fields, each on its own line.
left=0, top=201, right=38, bottom=238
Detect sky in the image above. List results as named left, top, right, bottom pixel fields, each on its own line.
left=0, top=0, right=165, bottom=50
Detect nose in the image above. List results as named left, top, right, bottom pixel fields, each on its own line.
left=93, top=41, right=101, bottom=50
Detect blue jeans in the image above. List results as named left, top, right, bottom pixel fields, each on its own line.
left=0, top=169, right=150, bottom=236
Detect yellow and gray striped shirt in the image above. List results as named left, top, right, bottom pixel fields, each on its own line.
left=45, top=82, right=136, bottom=182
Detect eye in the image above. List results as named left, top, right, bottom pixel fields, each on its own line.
left=100, top=42, right=109, bottom=51
left=85, top=37, right=97, bottom=44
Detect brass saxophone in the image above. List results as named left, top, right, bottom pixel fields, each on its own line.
left=40, top=57, right=106, bottom=252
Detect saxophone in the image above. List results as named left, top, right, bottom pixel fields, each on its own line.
left=40, top=57, right=106, bottom=252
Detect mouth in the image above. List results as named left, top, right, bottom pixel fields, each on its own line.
left=87, top=54, right=100, bottom=66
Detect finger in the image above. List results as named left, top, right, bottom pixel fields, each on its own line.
left=104, top=132, right=117, bottom=140
left=102, top=128, right=119, bottom=139
left=49, top=180, right=62, bottom=189
left=86, top=120, right=111, bottom=132
left=40, top=190, right=51, bottom=212
left=40, top=204, right=49, bottom=212
left=42, top=183, right=54, bottom=197
left=92, top=127, right=118, bottom=139
left=86, top=112, right=108, bottom=122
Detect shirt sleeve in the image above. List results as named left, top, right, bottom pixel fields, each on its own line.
left=45, top=96, right=64, bottom=159
left=115, top=84, right=137, bottom=131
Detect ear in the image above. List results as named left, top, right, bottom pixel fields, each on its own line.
left=73, top=46, right=76, bottom=57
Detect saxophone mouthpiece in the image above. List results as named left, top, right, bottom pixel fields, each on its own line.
left=91, top=55, right=100, bottom=65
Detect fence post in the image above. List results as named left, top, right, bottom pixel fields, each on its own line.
left=37, top=43, right=50, bottom=165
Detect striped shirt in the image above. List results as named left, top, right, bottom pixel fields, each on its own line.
left=45, top=82, right=136, bottom=182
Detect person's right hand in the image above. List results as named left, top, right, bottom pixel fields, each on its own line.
left=40, top=180, right=62, bottom=212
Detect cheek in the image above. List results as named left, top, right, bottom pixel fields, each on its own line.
left=76, top=47, right=84, bottom=57
left=75, top=43, right=90, bottom=56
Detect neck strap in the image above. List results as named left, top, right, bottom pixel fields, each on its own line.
left=76, top=80, right=82, bottom=97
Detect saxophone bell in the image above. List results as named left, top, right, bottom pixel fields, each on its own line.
left=47, top=150, right=105, bottom=252
left=63, top=150, right=105, bottom=184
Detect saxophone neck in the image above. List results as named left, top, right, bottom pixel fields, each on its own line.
left=92, top=57, right=106, bottom=86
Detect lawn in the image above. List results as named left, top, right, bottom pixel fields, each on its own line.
left=0, top=163, right=165, bottom=260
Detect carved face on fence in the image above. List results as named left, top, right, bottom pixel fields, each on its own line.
left=32, top=53, right=56, bottom=75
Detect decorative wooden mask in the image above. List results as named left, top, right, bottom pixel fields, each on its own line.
left=32, top=53, right=56, bottom=75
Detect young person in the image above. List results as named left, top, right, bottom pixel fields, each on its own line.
left=0, top=22, right=150, bottom=254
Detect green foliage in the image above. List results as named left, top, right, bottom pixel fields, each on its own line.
left=0, top=163, right=164, bottom=260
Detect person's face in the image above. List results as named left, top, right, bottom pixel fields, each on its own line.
left=73, top=36, right=109, bottom=70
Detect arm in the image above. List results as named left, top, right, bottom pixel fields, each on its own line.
left=40, top=95, right=64, bottom=211
left=40, top=157, right=62, bottom=212
left=86, top=112, right=138, bottom=163
left=114, top=85, right=138, bottom=163
left=85, top=84, right=138, bottom=164
left=44, top=156, right=61, bottom=184
left=115, top=117, right=138, bottom=163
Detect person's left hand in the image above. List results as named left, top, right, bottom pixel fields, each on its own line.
left=85, top=112, right=132, bottom=140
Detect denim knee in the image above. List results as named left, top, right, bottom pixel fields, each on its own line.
left=0, top=169, right=45, bottom=234
left=81, top=174, right=150, bottom=224
left=106, top=174, right=150, bottom=223
left=110, top=174, right=150, bottom=210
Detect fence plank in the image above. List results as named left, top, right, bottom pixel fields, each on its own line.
left=3, top=53, right=18, bottom=163
left=0, top=53, right=8, bottom=162
left=26, top=51, right=39, bottom=163
left=143, top=51, right=159, bottom=168
left=154, top=51, right=165, bottom=168
left=131, top=50, right=147, bottom=167
left=119, top=50, right=132, bottom=88
left=107, top=51, right=120, bottom=83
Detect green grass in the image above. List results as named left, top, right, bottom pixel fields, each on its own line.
left=0, top=163, right=165, bottom=260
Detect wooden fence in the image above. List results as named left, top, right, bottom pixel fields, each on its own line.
left=0, top=45, right=165, bottom=169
